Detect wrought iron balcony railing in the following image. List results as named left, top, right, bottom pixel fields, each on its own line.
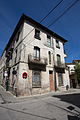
left=54, top=61, right=66, bottom=68
left=28, top=54, right=48, bottom=65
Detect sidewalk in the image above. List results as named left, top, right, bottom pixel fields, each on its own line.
left=15, top=88, right=80, bottom=103
left=0, top=85, right=80, bottom=104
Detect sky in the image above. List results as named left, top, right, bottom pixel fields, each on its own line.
left=0, top=0, right=80, bottom=63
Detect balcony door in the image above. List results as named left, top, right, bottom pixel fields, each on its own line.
left=57, top=54, right=61, bottom=65
left=34, top=47, right=40, bottom=60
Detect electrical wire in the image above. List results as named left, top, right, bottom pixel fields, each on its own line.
left=40, top=0, right=64, bottom=23
left=14, top=0, right=64, bottom=51
left=48, top=0, right=80, bottom=27
left=20, top=0, right=80, bottom=52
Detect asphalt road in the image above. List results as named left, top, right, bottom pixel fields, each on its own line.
left=0, top=92, right=80, bottom=120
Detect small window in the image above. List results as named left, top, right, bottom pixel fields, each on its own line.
left=32, top=71, right=41, bottom=88
left=10, top=53, right=12, bottom=60
left=16, top=31, right=20, bottom=42
left=48, top=51, right=51, bottom=64
left=58, top=73, right=63, bottom=86
left=47, top=35, right=51, bottom=47
left=10, top=48, right=13, bottom=59
left=15, top=49, right=17, bottom=63
left=34, top=29, right=41, bottom=40
left=56, top=40, right=60, bottom=48
left=47, top=35, right=51, bottom=39
left=8, top=48, right=13, bottom=60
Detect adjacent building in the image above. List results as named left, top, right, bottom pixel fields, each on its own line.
left=0, top=14, right=70, bottom=96
left=67, top=60, right=80, bottom=88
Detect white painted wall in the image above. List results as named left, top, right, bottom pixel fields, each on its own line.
left=67, top=64, right=75, bottom=75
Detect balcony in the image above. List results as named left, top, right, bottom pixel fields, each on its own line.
left=28, top=54, right=48, bottom=65
left=54, top=61, right=65, bottom=73
left=54, top=61, right=65, bottom=68
left=28, top=54, right=48, bottom=71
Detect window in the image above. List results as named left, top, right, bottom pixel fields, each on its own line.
left=8, top=49, right=13, bottom=60
left=15, top=49, right=17, bottom=63
left=71, top=69, right=74, bottom=71
left=32, top=71, right=41, bottom=87
left=16, top=31, right=20, bottom=42
left=58, top=73, right=63, bottom=86
left=34, top=47, right=40, bottom=60
left=34, top=29, right=41, bottom=40
left=10, top=48, right=13, bottom=59
left=57, top=54, right=61, bottom=65
left=47, top=35, right=51, bottom=47
left=56, top=40, right=60, bottom=48
left=48, top=51, right=51, bottom=64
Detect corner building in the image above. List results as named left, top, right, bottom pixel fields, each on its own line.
left=0, top=14, right=70, bottom=96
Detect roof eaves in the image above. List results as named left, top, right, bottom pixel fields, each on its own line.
left=22, top=14, right=67, bottom=43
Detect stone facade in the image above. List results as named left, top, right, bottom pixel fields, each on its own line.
left=0, top=14, right=70, bottom=96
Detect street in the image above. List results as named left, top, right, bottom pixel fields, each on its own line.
left=0, top=88, right=80, bottom=120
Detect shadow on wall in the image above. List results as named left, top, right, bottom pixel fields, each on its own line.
left=52, top=93, right=80, bottom=108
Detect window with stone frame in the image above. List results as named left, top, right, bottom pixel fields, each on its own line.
left=47, top=35, right=52, bottom=47
left=32, top=71, right=41, bottom=88
left=48, top=51, right=51, bottom=64
left=16, top=31, right=20, bottom=42
left=34, top=46, right=40, bottom=60
left=14, top=49, right=17, bottom=63
left=56, top=39, right=60, bottom=48
left=34, top=29, right=41, bottom=40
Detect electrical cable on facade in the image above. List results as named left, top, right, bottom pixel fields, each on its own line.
left=48, top=0, right=80, bottom=27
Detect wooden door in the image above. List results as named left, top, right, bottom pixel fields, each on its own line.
left=49, top=71, right=54, bottom=91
